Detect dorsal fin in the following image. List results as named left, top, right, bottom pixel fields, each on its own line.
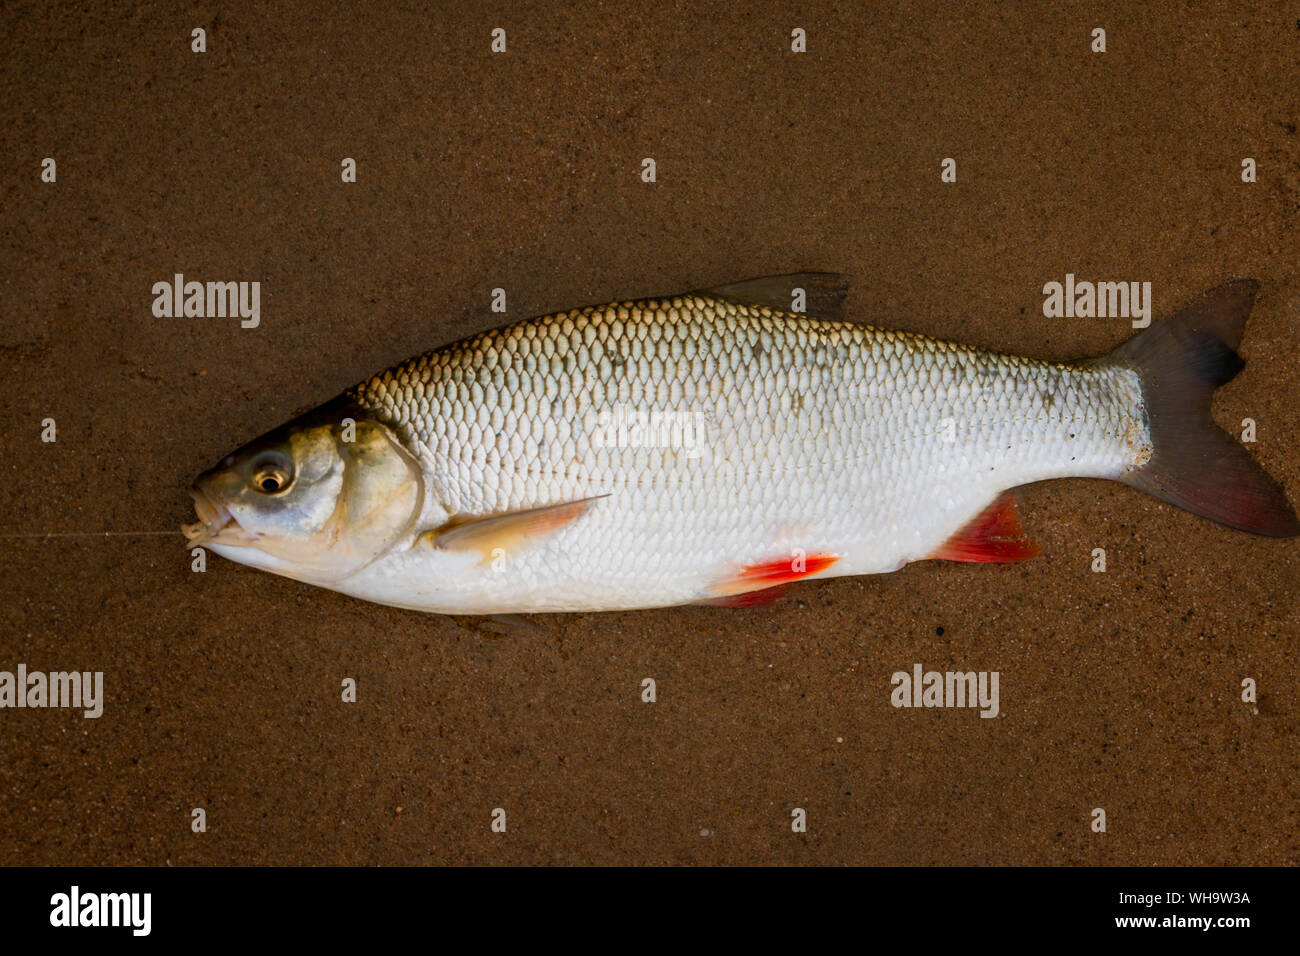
left=703, top=273, right=849, bottom=321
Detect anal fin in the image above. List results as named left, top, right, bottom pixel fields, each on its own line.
left=928, top=492, right=1041, bottom=563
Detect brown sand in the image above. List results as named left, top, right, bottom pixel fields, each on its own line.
left=1, top=1, right=1297, bottom=865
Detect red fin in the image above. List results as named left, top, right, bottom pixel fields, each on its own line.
left=702, top=585, right=789, bottom=607
left=712, top=552, right=839, bottom=597
left=929, top=493, right=1041, bottom=563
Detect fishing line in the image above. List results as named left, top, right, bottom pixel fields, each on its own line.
left=0, top=531, right=183, bottom=539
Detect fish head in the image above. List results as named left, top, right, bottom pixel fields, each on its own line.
left=183, top=398, right=424, bottom=582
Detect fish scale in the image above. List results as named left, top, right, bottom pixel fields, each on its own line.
left=337, top=293, right=1146, bottom=612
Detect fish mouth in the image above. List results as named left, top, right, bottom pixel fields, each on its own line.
left=182, top=485, right=256, bottom=547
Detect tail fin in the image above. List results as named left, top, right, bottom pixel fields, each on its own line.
left=1108, top=280, right=1299, bottom=537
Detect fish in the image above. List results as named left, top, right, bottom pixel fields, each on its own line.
left=183, top=274, right=1298, bottom=614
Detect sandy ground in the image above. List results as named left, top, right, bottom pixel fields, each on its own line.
left=1, top=1, right=1297, bottom=865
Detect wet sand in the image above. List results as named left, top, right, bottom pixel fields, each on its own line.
left=1, top=1, right=1297, bottom=864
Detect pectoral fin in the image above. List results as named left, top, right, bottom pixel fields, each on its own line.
left=420, top=494, right=609, bottom=561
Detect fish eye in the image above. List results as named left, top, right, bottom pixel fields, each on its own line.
left=251, top=454, right=294, bottom=495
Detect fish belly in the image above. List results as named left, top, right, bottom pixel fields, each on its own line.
left=343, top=296, right=1149, bottom=613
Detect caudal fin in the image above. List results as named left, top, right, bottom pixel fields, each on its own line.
left=1107, top=280, right=1299, bottom=537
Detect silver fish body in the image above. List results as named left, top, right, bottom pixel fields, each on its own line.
left=186, top=275, right=1297, bottom=614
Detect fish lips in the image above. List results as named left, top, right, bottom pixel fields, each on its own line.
left=182, top=483, right=257, bottom=548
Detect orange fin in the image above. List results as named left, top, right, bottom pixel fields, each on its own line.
left=929, top=492, right=1041, bottom=563
left=701, top=585, right=789, bottom=608
left=712, top=552, right=839, bottom=598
